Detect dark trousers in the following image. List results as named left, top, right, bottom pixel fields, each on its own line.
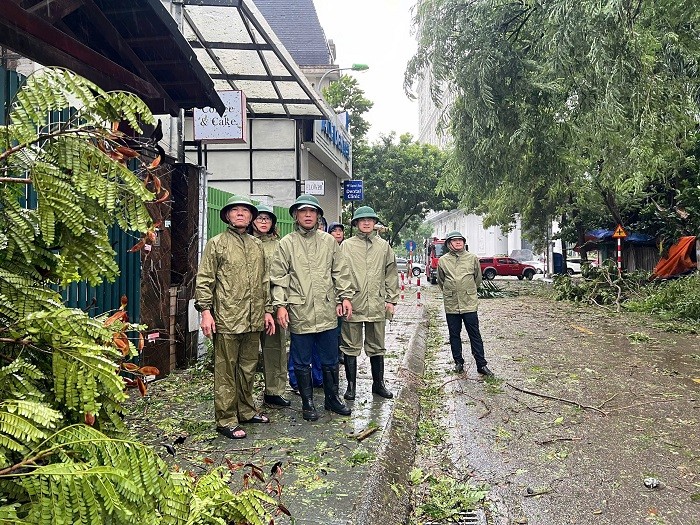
left=288, top=347, right=323, bottom=388
left=445, top=312, right=487, bottom=369
left=290, top=329, right=339, bottom=374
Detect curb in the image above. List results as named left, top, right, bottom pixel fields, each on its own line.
left=355, top=306, right=429, bottom=525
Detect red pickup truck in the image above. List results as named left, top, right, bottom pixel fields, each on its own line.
left=479, top=257, right=537, bottom=280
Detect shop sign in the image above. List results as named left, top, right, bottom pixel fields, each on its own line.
left=193, top=90, right=247, bottom=143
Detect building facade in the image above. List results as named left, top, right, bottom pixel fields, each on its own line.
left=174, top=0, right=351, bottom=221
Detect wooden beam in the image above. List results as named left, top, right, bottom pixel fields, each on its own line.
left=79, top=0, right=179, bottom=115
left=0, top=2, right=161, bottom=99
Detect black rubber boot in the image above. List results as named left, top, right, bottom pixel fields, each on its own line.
left=370, top=355, right=393, bottom=399
left=343, top=355, right=357, bottom=400
left=338, top=347, right=345, bottom=365
left=323, top=365, right=351, bottom=415
left=296, top=368, right=318, bottom=421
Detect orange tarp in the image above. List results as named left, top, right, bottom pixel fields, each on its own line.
left=651, top=236, right=697, bottom=279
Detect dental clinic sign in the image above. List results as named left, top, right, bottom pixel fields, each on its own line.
left=312, top=114, right=352, bottom=175
left=193, top=90, right=247, bottom=143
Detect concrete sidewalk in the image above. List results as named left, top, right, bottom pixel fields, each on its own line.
left=237, top=293, right=429, bottom=524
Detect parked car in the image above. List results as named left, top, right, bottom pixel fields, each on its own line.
left=565, top=258, right=582, bottom=275
left=479, top=257, right=537, bottom=280
left=522, top=260, right=545, bottom=274
left=396, top=257, right=421, bottom=277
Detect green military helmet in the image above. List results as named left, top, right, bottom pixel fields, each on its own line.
left=289, top=194, right=324, bottom=216
left=220, top=195, right=258, bottom=224
left=255, top=203, right=277, bottom=227
left=351, top=205, right=380, bottom=226
left=445, top=230, right=466, bottom=244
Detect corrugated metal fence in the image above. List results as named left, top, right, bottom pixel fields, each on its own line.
left=207, top=187, right=295, bottom=238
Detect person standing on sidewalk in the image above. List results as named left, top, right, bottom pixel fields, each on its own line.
left=328, top=221, right=346, bottom=365
left=340, top=206, right=400, bottom=400
left=437, top=231, right=493, bottom=376
left=249, top=204, right=290, bottom=408
left=270, top=195, right=355, bottom=421
left=195, top=195, right=276, bottom=440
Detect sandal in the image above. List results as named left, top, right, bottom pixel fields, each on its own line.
left=242, top=413, right=270, bottom=424
left=216, top=425, right=246, bottom=439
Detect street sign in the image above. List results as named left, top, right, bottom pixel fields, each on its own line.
left=343, top=180, right=363, bottom=201
left=304, top=180, right=325, bottom=195
left=612, top=224, right=627, bottom=238
left=405, top=240, right=416, bottom=252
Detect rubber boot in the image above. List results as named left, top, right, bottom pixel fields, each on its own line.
left=370, top=355, right=393, bottom=399
left=343, top=355, right=357, bottom=400
left=296, top=367, right=318, bottom=421
left=323, top=365, right=351, bottom=415
left=338, top=346, right=345, bottom=365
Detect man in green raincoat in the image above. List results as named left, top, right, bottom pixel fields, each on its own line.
left=195, top=195, right=276, bottom=439
left=270, top=194, right=355, bottom=421
left=340, top=206, right=400, bottom=400
left=437, top=230, right=493, bottom=376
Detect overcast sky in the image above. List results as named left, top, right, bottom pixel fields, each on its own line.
left=312, top=0, right=419, bottom=142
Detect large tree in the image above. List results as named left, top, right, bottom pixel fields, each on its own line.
left=352, top=133, right=457, bottom=246
left=406, top=0, right=700, bottom=250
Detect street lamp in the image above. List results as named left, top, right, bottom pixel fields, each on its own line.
left=317, top=63, right=369, bottom=92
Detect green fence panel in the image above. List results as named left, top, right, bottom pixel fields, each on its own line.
left=207, top=186, right=296, bottom=238
left=274, top=205, right=295, bottom=236
left=207, top=186, right=232, bottom=239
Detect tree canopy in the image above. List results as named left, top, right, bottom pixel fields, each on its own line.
left=352, top=133, right=457, bottom=246
left=406, top=0, right=700, bottom=250
left=322, top=75, right=374, bottom=142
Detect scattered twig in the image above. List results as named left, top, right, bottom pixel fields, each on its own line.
left=523, top=487, right=552, bottom=497
left=536, top=436, right=582, bottom=446
left=353, top=426, right=379, bottom=442
left=598, top=392, right=619, bottom=409
left=505, top=382, right=608, bottom=415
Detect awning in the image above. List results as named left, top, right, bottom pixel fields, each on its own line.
left=181, top=0, right=336, bottom=121
left=0, top=0, right=225, bottom=115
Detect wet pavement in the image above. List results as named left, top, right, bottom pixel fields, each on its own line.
left=128, top=278, right=699, bottom=524
left=127, top=281, right=427, bottom=524
left=424, top=281, right=700, bottom=525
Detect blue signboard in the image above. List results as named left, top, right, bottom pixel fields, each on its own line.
left=343, top=180, right=364, bottom=201
left=405, top=240, right=416, bottom=252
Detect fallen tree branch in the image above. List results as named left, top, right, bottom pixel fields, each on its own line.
left=505, top=382, right=608, bottom=415
left=536, top=436, right=582, bottom=446
left=353, top=426, right=379, bottom=442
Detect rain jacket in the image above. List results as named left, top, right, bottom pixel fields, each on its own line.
left=256, top=232, right=280, bottom=274
left=437, top=248, right=482, bottom=314
left=341, top=231, right=400, bottom=322
left=270, top=226, right=354, bottom=334
left=194, top=227, right=271, bottom=334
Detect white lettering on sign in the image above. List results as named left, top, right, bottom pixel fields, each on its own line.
left=305, top=180, right=325, bottom=195
left=193, top=91, right=247, bottom=143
